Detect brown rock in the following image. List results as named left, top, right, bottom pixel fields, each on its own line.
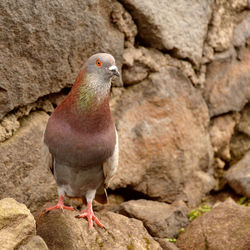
left=176, top=198, right=250, bottom=250
left=225, top=151, right=250, bottom=198
left=154, top=238, right=180, bottom=250
left=119, top=0, right=213, bottom=65
left=119, top=199, right=189, bottom=238
left=0, top=198, right=36, bottom=250
left=111, top=67, right=214, bottom=206
left=37, top=208, right=162, bottom=250
left=204, top=45, right=250, bottom=117
left=209, top=114, right=238, bottom=161
left=19, top=236, right=49, bottom=250
left=0, top=111, right=57, bottom=213
left=0, top=0, right=124, bottom=119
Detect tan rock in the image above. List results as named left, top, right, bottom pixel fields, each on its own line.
left=209, top=114, right=238, bottom=161
left=19, top=236, right=49, bottom=250
left=0, top=0, right=124, bottom=119
left=119, top=200, right=189, bottom=238
left=225, top=151, right=250, bottom=198
left=0, top=198, right=36, bottom=250
left=0, top=111, right=57, bottom=213
left=37, top=208, right=162, bottom=250
left=176, top=198, right=250, bottom=250
left=111, top=67, right=214, bottom=206
left=204, top=45, right=250, bottom=117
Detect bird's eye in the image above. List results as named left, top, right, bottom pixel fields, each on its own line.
left=96, top=59, right=102, bottom=67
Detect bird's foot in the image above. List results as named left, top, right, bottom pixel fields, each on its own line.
left=75, top=201, right=104, bottom=230
left=36, top=195, right=74, bottom=225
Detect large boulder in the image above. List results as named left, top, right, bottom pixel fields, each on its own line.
left=0, top=198, right=36, bottom=249
left=119, top=199, right=189, bottom=238
left=119, top=0, right=213, bottom=65
left=0, top=111, right=57, bottom=213
left=176, top=198, right=250, bottom=250
left=0, top=0, right=124, bottom=119
left=225, top=151, right=250, bottom=198
left=37, top=208, right=162, bottom=250
left=111, top=67, right=215, bottom=206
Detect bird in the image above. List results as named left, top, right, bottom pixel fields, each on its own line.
left=38, top=53, right=119, bottom=230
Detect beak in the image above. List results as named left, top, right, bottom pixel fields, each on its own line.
left=108, top=65, right=120, bottom=77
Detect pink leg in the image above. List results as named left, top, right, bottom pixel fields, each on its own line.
left=75, top=201, right=104, bottom=230
left=36, top=195, right=74, bottom=225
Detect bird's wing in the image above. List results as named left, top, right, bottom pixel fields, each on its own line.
left=103, top=128, right=119, bottom=188
left=41, top=131, right=54, bottom=174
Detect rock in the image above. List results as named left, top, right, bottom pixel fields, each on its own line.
left=19, top=236, right=49, bottom=250
left=209, top=114, right=238, bottom=161
left=0, top=0, right=124, bottom=119
left=119, top=199, right=189, bottom=238
left=37, top=208, right=162, bottom=250
left=0, top=198, right=36, bottom=249
left=233, top=13, right=250, bottom=47
left=120, top=0, right=213, bottom=65
left=230, top=103, right=250, bottom=162
left=225, top=151, right=250, bottom=198
left=204, top=45, right=250, bottom=117
left=207, top=1, right=235, bottom=52
left=176, top=198, right=250, bottom=250
left=0, top=111, right=57, bottom=213
left=111, top=67, right=214, bottom=206
left=154, top=238, right=180, bottom=250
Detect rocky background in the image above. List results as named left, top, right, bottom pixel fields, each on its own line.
left=0, top=0, right=250, bottom=249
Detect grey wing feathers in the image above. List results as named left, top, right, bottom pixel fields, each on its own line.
left=103, top=128, right=119, bottom=188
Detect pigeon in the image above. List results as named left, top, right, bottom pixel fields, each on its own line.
left=39, top=53, right=119, bottom=230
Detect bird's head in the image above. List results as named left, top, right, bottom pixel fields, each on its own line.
left=85, top=53, right=120, bottom=83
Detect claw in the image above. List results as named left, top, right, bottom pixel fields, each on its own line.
left=75, top=201, right=104, bottom=230
left=36, top=195, right=74, bottom=225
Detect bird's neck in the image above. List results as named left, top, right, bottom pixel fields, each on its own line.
left=68, top=69, right=111, bottom=113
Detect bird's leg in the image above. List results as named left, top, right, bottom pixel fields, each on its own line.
left=36, top=195, right=74, bottom=225
left=75, top=189, right=104, bottom=230
left=75, top=201, right=104, bottom=230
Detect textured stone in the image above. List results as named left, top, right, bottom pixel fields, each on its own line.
left=225, top=151, right=250, bottom=198
left=111, top=67, right=214, bottom=206
left=209, top=114, right=238, bottom=161
left=119, top=199, right=189, bottom=238
left=204, top=45, right=250, bottom=117
left=0, top=198, right=36, bottom=250
left=37, top=208, right=162, bottom=250
left=120, top=0, right=213, bottom=65
left=0, top=0, right=124, bottom=119
left=154, top=238, right=180, bottom=250
left=19, top=236, right=49, bottom=250
left=176, top=198, right=250, bottom=250
left=0, top=111, right=57, bottom=213
left=233, top=13, right=250, bottom=47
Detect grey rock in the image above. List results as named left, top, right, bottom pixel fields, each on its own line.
left=0, top=0, right=124, bottom=119
left=119, top=199, right=189, bottom=238
left=120, top=0, right=213, bottom=65
left=0, top=111, right=57, bottom=213
left=19, top=236, right=49, bottom=250
left=225, top=151, right=250, bottom=198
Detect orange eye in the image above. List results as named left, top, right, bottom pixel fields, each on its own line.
left=96, top=59, right=102, bottom=67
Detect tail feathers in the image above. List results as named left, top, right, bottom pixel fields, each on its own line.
left=95, top=187, right=108, bottom=204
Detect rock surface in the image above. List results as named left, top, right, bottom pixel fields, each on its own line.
left=225, top=151, right=250, bottom=198
left=0, top=0, right=124, bottom=119
left=176, top=198, right=250, bottom=250
left=0, top=111, right=57, bottom=212
left=111, top=67, right=215, bottom=206
left=0, top=198, right=36, bottom=250
left=204, top=45, right=250, bottom=117
left=37, top=208, right=161, bottom=250
left=19, top=236, right=49, bottom=250
left=119, top=199, right=189, bottom=238
left=120, top=0, right=213, bottom=65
